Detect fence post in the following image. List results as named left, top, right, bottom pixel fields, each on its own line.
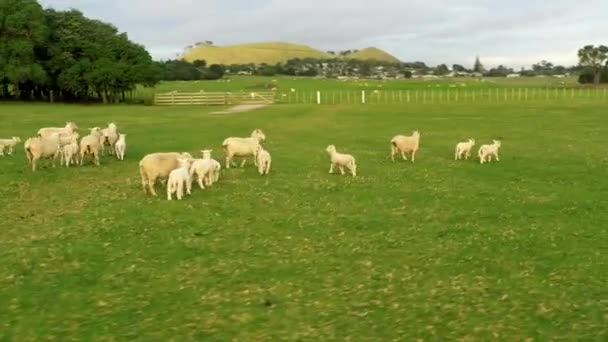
left=317, top=91, right=321, bottom=104
left=407, top=90, right=410, bottom=103
left=362, top=90, right=366, bottom=104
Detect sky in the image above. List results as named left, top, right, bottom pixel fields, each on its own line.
left=39, top=0, right=608, bottom=69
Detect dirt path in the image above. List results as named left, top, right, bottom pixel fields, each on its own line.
left=211, top=104, right=268, bottom=114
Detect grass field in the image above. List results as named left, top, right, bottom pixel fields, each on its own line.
left=0, top=99, right=607, bottom=340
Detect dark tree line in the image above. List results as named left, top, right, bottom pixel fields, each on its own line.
left=155, top=59, right=225, bottom=81
left=0, top=0, right=157, bottom=103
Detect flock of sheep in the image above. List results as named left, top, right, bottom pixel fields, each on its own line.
left=1, top=123, right=502, bottom=201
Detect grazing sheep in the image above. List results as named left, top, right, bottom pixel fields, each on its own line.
left=478, top=140, right=502, bottom=164
left=139, top=152, right=193, bottom=196
left=455, top=139, right=476, bottom=160
left=256, top=146, right=272, bottom=175
left=24, top=134, right=61, bottom=172
left=0, top=137, right=21, bottom=155
left=167, top=158, right=193, bottom=200
left=114, top=134, right=127, bottom=160
left=391, top=130, right=421, bottom=162
left=189, top=150, right=221, bottom=189
left=222, top=129, right=266, bottom=168
left=37, top=122, right=78, bottom=138
left=101, top=122, right=119, bottom=156
left=326, top=145, right=356, bottom=177
left=61, top=135, right=79, bottom=167
left=79, top=127, right=103, bottom=166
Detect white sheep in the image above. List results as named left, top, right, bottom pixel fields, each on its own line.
left=79, top=127, right=103, bottom=166
left=326, top=145, right=357, bottom=177
left=455, top=138, right=475, bottom=160
left=478, top=140, right=502, bottom=164
left=114, top=134, right=127, bottom=160
left=24, top=134, right=61, bottom=172
left=100, top=122, right=118, bottom=156
left=189, top=150, right=221, bottom=189
left=0, top=137, right=21, bottom=155
left=390, top=130, right=420, bottom=162
left=256, top=145, right=272, bottom=175
left=139, top=152, right=193, bottom=196
left=37, top=122, right=78, bottom=138
left=167, top=158, right=193, bottom=200
left=61, top=135, right=79, bottom=167
left=222, top=129, right=266, bottom=168
left=57, top=132, right=79, bottom=147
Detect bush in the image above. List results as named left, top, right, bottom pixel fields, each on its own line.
left=578, top=68, right=608, bottom=84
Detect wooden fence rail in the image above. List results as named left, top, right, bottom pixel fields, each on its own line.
left=154, top=91, right=276, bottom=106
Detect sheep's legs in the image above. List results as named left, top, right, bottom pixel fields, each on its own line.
left=411, top=151, right=416, bottom=163
left=167, top=184, right=172, bottom=200
left=495, top=152, right=500, bottom=161
left=8, top=146, right=13, bottom=155
left=240, top=159, right=247, bottom=168
left=225, top=156, right=231, bottom=169
left=401, top=152, right=407, bottom=161
left=328, top=164, right=334, bottom=174
left=185, top=179, right=192, bottom=195
left=197, top=176, right=205, bottom=190
left=265, top=160, right=271, bottom=175
left=149, top=179, right=159, bottom=197
left=350, top=164, right=357, bottom=177
left=339, top=166, right=345, bottom=175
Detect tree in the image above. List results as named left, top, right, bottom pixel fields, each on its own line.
left=192, top=59, right=207, bottom=68
left=433, top=64, right=449, bottom=76
left=452, top=64, right=467, bottom=72
left=204, top=64, right=224, bottom=80
left=473, top=56, right=485, bottom=73
left=577, top=45, right=608, bottom=84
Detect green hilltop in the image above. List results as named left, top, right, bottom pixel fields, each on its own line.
left=182, top=42, right=401, bottom=65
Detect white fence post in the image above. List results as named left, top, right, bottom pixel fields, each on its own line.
left=361, top=90, right=366, bottom=104
left=317, top=91, right=321, bottom=105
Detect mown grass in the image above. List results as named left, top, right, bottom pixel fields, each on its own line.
left=0, top=100, right=606, bottom=340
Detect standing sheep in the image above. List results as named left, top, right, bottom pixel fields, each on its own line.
left=390, top=130, right=420, bottom=162
left=101, top=122, right=119, bottom=156
left=114, top=134, right=127, bottom=160
left=189, top=150, right=221, bottom=189
left=326, top=145, right=357, bottom=177
left=61, top=134, right=80, bottom=167
left=24, top=134, right=61, bottom=172
left=256, top=145, right=272, bottom=175
left=0, top=137, right=21, bottom=155
left=478, top=140, right=502, bottom=164
left=167, top=158, right=193, bottom=200
left=79, top=127, right=103, bottom=166
left=222, top=129, right=266, bottom=168
left=37, top=122, right=78, bottom=138
left=455, top=139, right=475, bottom=160
left=139, top=152, right=193, bottom=196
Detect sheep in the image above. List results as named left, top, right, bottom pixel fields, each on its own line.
left=455, top=138, right=475, bottom=160
left=256, top=145, right=272, bottom=175
left=478, top=140, right=502, bottom=164
left=222, top=129, right=266, bottom=168
left=326, top=145, right=356, bottom=177
left=189, top=150, right=221, bottom=189
left=139, top=152, right=193, bottom=196
left=100, top=122, right=119, bottom=156
left=0, top=137, right=21, bottom=156
left=390, top=130, right=420, bottom=162
left=37, top=122, right=78, bottom=138
left=57, top=132, right=79, bottom=147
left=61, top=134, right=79, bottom=167
left=114, top=134, right=127, bottom=160
left=167, top=158, right=193, bottom=200
left=79, top=127, right=103, bottom=166
left=24, top=134, right=61, bottom=172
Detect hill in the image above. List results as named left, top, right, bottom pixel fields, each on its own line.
left=182, top=42, right=402, bottom=65
left=348, top=47, right=401, bottom=63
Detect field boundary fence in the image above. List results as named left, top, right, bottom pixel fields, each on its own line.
left=154, top=88, right=607, bottom=106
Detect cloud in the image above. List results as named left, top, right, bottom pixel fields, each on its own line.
left=39, top=0, right=608, bottom=68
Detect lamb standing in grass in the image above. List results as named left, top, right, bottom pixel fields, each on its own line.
left=189, top=150, right=221, bottom=189
left=0, top=137, right=21, bottom=155
left=139, top=152, right=193, bottom=196
left=455, top=138, right=475, bottom=160
left=391, top=130, right=420, bottom=162
left=478, top=140, right=502, bottom=164
left=167, top=158, right=193, bottom=200
left=61, top=134, right=79, bottom=167
left=24, top=134, right=61, bottom=172
left=101, top=122, right=119, bottom=156
left=37, top=122, right=78, bottom=138
left=222, top=129, right=266, bottom=168
left=114, top=134, right=127, bottom=160
left=79, top=127, right=103, bottom=166
left=326, top=145, right=357, bottom=177
left=256, top=145, right=272, bottom=175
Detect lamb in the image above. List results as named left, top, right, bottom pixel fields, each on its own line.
left=256, top=146, right=272, bottom=175
left=222, top=129, right=266, bottom=168
left=478, top=140, right=502, bottom=164
left=326, top=145, right=357, bottom=177
left=24, top=134, right=61, bottom=172
left=57, top=132, right=79, bottom=147
left=455, top=138, right=476, bottom=160
left=100, top=122, right=119, bottom=156
left=139, top=152, right=193, bottom=196
left=114, top=134, right=127, bottom=160
left=167, top=158, right=193, bottom=200
left=390, top=130, right=421, bottom=162
left=79, top=127, right=103, bottom=166
left=37, top=122, right=78, bottom=138
left=61, top=134, right=79, bottom=167
left=0, top=137, right=21, bottom=156
left=189, top=150, right=222, bottom=189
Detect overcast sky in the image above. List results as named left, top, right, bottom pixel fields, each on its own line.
left=39, top=0, right=607, bottom=69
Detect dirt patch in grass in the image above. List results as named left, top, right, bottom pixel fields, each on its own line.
left=211, top=104, right=268, bottom=114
